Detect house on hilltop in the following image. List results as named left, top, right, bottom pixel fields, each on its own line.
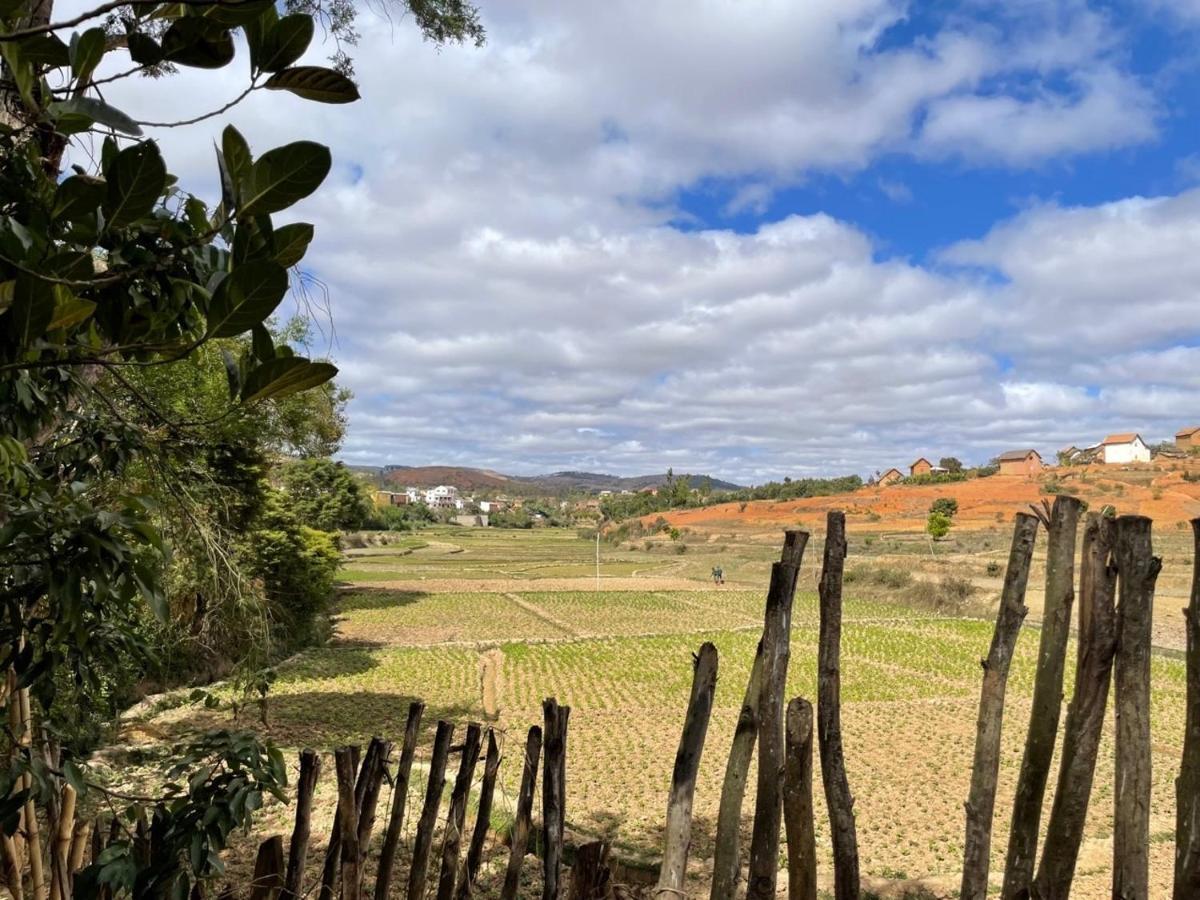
left=996, top=449, right=1044, bottom=477
left=1101, top=433, right=1151, bottom=465
left=1177, top=426, right=1200, bottom=450
left=878, top=468, right=904, bottom=486
left=910, top=458, right=933, bottom=477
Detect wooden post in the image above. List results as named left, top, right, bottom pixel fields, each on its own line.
left=960, top=512, right=1039, bottom=900
left=567, top=842, right=610, bottom=900
left=376, top=701, right=425, bottom=900
left=1176, top=518, right=1200, bottom=899
left=500, top=726, right=542, bottom=900
left=355, top=737, right=393, bottom=885
left=816, top=511, right=859, bottom=900
left=250, top=836, right=286, bottom=900
left=783, top=698, right=816, bottom=900
left=407, top=721, right=455, bottom=900
left=1002, top=495, right=1084, bottom=900
left=335, top=749, right=362, bottom=900
left=542, top=698, right=570, bottom=900
left=1033, top=512, right=1118, bottom=899
left=656, top=642, right=719, bottom=896
left=436, top=723, right=483, bottom=900
left=282, top=749, right=321, bottom=900
left=1113, top=515, right=1159, bottom=900
left=710, top=640, right=763, bottom=900
left=455, top=728, right=502, bottom=900
left=747, top=559, right=801, bottom=900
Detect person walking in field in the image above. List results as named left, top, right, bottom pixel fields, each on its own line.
left=711, top=565, right=724, bottom=585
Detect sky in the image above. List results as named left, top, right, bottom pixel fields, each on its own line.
left=91, top=0, right=1200, bottom=484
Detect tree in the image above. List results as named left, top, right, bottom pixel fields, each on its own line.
left=939, top=457, right=964, bottom=473
left=277, top=457, right=372, bottom=531
left=930, top=497, right=959, bottom=519
left=927, top=511, right=953, bottom=540
left=0, top=0, right=476, bottom=893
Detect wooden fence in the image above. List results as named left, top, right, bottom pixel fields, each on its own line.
left=3, top=499, right=1200, bottom=899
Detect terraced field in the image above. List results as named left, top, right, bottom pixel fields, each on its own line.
left=144, top=525, right=1190, bottom=898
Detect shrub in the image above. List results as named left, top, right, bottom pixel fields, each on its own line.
left=926, top=511, right=953, bottom=539
left=929, top=497, right=958, bottom=518
left=911, top=575, right=976, bottom=613
left=985, top=561, right=1003, bottom=577
left=674, top=543, right=688, bottom=555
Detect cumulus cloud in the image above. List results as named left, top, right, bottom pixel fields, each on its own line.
left=69, top=0, right=1200, bottom=481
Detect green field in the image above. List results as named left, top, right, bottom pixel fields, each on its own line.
left=145, top=525, right=1189, bottom=898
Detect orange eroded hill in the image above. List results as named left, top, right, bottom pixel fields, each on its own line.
left=651, top=460, right=1200, bottom=533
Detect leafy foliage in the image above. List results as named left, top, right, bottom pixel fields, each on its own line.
left=929, top=497, right=958, bottom=519
left=276, top=457, right=372, bottom=532
left=926, top=511, right=953, bottom=540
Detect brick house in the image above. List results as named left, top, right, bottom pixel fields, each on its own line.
left=910, top=458, right=933, bottom=477
left=877, top=467, right=904, bottom=486
left=996, top=449, right=1044, bottom=477
left=1176, top=426, right=1200, bottom=450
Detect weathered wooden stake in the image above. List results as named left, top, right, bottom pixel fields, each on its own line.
left=282, top=749, right=321, bottom=900
left=710, top=639, right=763, bottom=900
left=336, top=749, right=363, bottom=900
left=746, top=559, right=801, bottom=900
left=320, top=743, right=363, bottom=900
left=542, top=698, right=570, bottom=900
left=1113, top=515, right=1159, bottom=900
left=355, top=737, right=394, bottom=887
left=455, top=729, right=502, bottom=900
left=1003, top=495, right=1084, bottom=900
left=783, top=698, right=816, bottom=900
left=250, top=836, right=285, bottom=900
left=1176, top=518, right=1200, bottom=899
left=816, top=511, right=859, bottom=900
left=500, top=726, right=542, bottom=900
left=376, top=701, right=425, bottom=900
left=567, top=841, right=610, bottom=900
left=436, top=723, right=483, bottom=900
left=657, top=642, right=719, bottom=896
left=407, top=721, right=455, bottom=900
left=960, top=511, right=1039, bottom=900
left=1032, top=512, right=1118, bottom=900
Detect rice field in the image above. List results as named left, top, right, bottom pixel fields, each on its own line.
left=142, top=525, right=1191, bottom=898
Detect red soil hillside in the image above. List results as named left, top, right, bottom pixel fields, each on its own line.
left=653, top=460, right=1200, bottom=533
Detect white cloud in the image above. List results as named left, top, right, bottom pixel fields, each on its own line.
left=63, top=0, right=1198, bottom=481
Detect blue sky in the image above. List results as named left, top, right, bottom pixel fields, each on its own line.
left=102, top=0, right=1200, bottom=483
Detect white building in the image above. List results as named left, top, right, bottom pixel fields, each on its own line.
left=1101, top=433, right=1151, bottom=464
left=424, top=485, right=461, bottom=508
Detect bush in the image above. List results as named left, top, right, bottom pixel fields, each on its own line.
left=674, top=543, right=688, bottom=554
left=911, top=575, right=976, bottom=613
left=985, top=561, right=1003, bottom=577
left=926, top=511, right=953, bottom=539
left=247, top=491, right=342, bottom=650
left=929, top=497, right=958, bottom=518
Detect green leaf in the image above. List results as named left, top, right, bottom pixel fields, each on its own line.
left=0, top=43, right=35, bottom=108
left=53, top=174, right=106, bottom=221
left=62, top=760, right=86, bottom=797
left=272, top=222, right=313, bottom=268
left=250, top=323, right=274, bottom=361
left=264, top=66, right=359, bottom=104
left=258, top=15, right=312, bottom=72
left=206, top=260, right=288, bottom=337
left=221, top=125, right=252, bottom=198
left=232, top=216, right=272, bottom=263
left=161, top=18, right=235, bottom=69
left=240, top=141, right=330, bottom=216
left=203, top=0, right=274, bottom=27
left=240, top=357, right=337, bottom=402
left=104, top=141, right=166, bottom=228
left=47, top=292, right=96, bottom=331
left=126, top=33, right=163, bottom=67
left=49, top=96, right=143, bottom=137
left=5, top=275, right=55, bottom=345
left=16, top=33, right=68, bottom=67
left=69, top=28, right=106, bottom=82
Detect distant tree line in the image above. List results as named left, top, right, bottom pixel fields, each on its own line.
left=601, top=473, right=864, bottom=522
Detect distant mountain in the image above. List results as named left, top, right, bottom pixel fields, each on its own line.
left=355, top=464, right=742, bottom=495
